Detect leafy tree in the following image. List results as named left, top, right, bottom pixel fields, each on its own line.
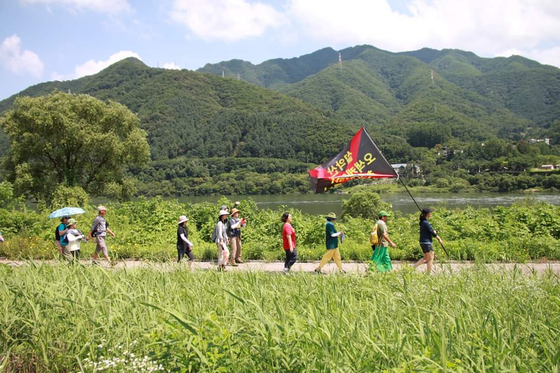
left=341, top=191, right=391, bottom=220
left=1, top=92, right=150, bottom=201
left=51, top=185, right=89, bottom=209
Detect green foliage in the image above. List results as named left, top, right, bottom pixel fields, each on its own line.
left=1, top=198, right=559, bottom=262
left=0, top=91, right=150, bottom=201
left=0, top=181, right=21, bottom=209
left=50, top=185, right=89, bottom=209
left=341, top=190, right=392, bottom=220
left=0, top=265, right=559, bottom=371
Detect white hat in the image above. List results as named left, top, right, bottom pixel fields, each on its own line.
left=97, top=205, right=107, bottom=212
left=218, top=209, right=229, bottom=217
left=178, top=215, right=189, bottom=224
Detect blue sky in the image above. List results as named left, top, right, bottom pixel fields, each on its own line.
left=1, top=0, right=560, bottom=100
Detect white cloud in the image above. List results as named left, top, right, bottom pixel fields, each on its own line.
left=21, top=0, right=132, bottom=14
left=162, top=62, right=181, bottom=70
left=170, top=0, right=286, bottom=41
left=51, top=71, right=66, bottom=80
left=0, top=35, right=44, bottom=77
left=74, top=51, right=141, bottom=78
left=527, top=46, right=560, bottom=67
left=286, top=0, right=560, bottom=64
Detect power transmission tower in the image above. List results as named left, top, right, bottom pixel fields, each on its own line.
left=339, top=52, right=342, bottom=70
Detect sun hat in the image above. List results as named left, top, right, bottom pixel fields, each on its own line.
left=220, top=205, right=228, bottom=211
left=97, top=205, right=107, bottom=212
left=178, top=215, right=189, bottom=224
left=234, top=201, right=241, bottom=206
left=325, top=212, right=337, bottom=220
left=219, top=209, right=230, bottom=217
left=231, top=208, right=240, bottom=215
left=67, top=218, right=77, bottom=226
left=378, top=211, right=391, bottom=217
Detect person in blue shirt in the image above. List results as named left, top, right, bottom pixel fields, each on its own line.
left=413, top=207, right=443, bottom=274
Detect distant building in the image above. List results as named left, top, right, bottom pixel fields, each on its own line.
left=540, top=165, right=555, bottom=170
left=392, top=163, right=421, bottom=175
left=530, top=138, right=550, bottom=146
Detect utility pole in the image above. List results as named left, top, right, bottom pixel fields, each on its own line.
left=338, top=52, right=342, bottom=70
left=222, top=71, right=225, bottom=78
left=431, top=69, right=434, bottom=85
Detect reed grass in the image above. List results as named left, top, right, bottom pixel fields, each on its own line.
left=0, top=263, right=558, bottom=372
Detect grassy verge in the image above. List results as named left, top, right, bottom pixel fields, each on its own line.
left=0, top=264, right=558, bottom=372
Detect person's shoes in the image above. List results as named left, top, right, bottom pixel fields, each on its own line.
left=314, top=268, right=322, bottom=274
left=282, top=267, right=289, bottom=274
left=92, top=260, right=99, bottom=266
left=236, top=259, right=244, bottom=264
left=230, top=262, right=239, bottom=267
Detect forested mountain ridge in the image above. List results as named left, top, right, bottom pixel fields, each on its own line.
left=200, top=45, right=560, bottom=143
left=0, top=57, right=354, bottom=162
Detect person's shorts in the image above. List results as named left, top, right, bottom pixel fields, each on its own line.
left=420, top=244, right=433, bottom=253
left=95, top=236, right=109, bottom=256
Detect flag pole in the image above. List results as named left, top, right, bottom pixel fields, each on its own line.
left=395, top=173, right=450, bottom=257
left=368, top=125, right=451, bottom=258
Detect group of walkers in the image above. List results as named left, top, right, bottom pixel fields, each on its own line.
left=55, top=205, right=115, bottom=265
left=54, top=201, right=443, bottom=274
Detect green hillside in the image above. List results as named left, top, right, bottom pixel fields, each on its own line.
left=200, top=45, right=559, bottom=142
left=0, top=58, right=354, bottom=162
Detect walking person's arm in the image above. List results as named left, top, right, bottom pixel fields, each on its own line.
left=107, top=228, right=116, bottom=238
left=180, top=233, right=193, bottom=247
left=383, top=232, right=397, bottom=248
left=286, top=234, right=293, bottom=253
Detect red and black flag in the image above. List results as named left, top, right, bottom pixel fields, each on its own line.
left=308, top=127, right=397, bottom=193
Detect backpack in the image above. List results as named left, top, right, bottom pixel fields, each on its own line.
left=370, top=224, right=379, bottom=245
left=211, top=224, right=219, bottom=242
left=60, top=233, right=69, bottom=246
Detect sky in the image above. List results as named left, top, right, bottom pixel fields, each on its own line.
left=1, top=0, right=560, bottom=100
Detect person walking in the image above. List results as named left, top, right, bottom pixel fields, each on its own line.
left=315, top=212, right=344, bottom=274
left=0, top=231, right=4, bottom=243
left=413, top=208, right=443, bottom=274
left=87, top=205, right=116, bottom=265
left=66, top=218, right=86, bottom=263
left=55, top=216, right=70, bottom=260
left=213, top=209, right=230, bottom=271
left=227, top=208, right=246, bottom=266
left=177, top=215, right=194, bottom=267
left=281, top=212, right=298, bottom=273
left=371, top=211, right=396, bottom=272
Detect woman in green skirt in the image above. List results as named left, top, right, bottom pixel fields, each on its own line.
left=371, top=211, right=397, bottom=272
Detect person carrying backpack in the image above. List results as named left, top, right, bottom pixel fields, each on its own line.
left=371, top=211, right=396, bottom=272
left=227, top=208, right=246, bottom=266
left=213, top=209, right=230, bottom=271
left=87, top=205, right=115, bottom=265
left=55, top=216, right=70, bottom=260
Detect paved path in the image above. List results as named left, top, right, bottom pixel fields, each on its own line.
left=1, top=259, right=559, bottom=275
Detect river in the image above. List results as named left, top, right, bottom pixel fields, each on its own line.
left=176, top=192, right=560, bottom=216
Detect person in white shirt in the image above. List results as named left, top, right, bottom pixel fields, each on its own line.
left=66, top=218, right=86, bottom=263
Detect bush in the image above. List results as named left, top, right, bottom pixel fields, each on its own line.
left=51, top=185, right=89, bottom=209
left=341, top=191, right=392, bottom=220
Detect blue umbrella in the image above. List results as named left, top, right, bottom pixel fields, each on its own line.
left=49, top=207, right=86, bottom=219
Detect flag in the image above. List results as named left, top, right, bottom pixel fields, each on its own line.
left=308, top=127, right=397, bottom=193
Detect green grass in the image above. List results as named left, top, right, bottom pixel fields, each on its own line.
left=1, top=264, right=559, bottom=372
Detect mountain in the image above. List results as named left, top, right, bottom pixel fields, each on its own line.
left=0, top=58, right=354, bottom=161
left=199, top=45, right=560, bottom=142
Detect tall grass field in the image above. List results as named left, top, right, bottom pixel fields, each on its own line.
left=1, top=264, right=558, bottom=372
